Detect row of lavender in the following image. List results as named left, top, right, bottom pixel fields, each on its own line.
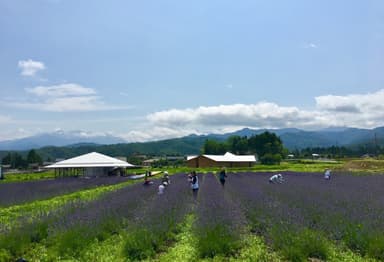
left=0, top=176, right=130, bottom=207
left=193, top=173, right=247, bottom=258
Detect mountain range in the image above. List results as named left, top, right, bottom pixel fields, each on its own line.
left=0, top=130, right=126, bottom=151
left=0, top=127, right=383, bottom=154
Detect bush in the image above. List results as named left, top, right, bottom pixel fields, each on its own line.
left=367, top=234, right=384, bottom=260
left=260, top=153, right=282, bottom=165
left=272, top=227, right=330, bottom=262
left=53, top=225, right=96, bottom=257
left=0, top=221, right=49, bottom=259
left=342, top=223, right=369, bottom=256
left=196, top=224, right=240, bottom=258
left=123, top=228, right=156, bottom=261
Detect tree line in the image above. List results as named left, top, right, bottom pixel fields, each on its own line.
left=1, top=149, right=43, bottom=169
left=203, top=131, right=288, bottom=164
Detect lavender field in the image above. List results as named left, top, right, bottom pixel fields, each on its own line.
left=1, top=171, right=383, bottom=261
left=0, top=176, right=130, bottom=207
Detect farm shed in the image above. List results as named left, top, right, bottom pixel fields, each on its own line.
left=186, top=152, right=256, bottom=168
left=45, top=152, right=135, bottom=177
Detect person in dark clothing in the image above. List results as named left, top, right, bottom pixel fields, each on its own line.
left=190, top=171, right=199, bottom=200
left=219, top=167, right=227, bottom=186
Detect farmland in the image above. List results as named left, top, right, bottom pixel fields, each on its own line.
left=1, top=170, right=384, bottom=261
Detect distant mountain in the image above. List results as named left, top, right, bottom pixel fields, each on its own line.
left=1, top=127, right=383, bottom=157
left=0, top=130, right=126, bottom=151
left=204, top=127, right=382, bottom=150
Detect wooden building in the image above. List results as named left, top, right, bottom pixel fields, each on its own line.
left=186, top=152, right=256, bottom=168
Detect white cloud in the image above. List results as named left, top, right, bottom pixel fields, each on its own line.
left=314, top=89, right=384, bottom=128
left=142, top=89, right=384, bottom=140
left=302, top=42, right=318, bottom=49
left=148, top=103, right=308, bottom=128
left=0, top=115, right=12, bottom=124
left=315, top=90, right=384, bottom=113
left=18, top=59, right=46, bottom=76
left=5, top=83, right=128, bottom=112
left=25, top=83, right=96, bottom=97
left=121, top=126, right=197, bottom=143
left=3, top=88, right=384, bottom=142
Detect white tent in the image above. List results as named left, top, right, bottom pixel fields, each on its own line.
left=45, top=152, right=134, bottom=177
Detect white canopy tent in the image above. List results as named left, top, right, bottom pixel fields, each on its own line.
left=45, top=152, right=135, bottom=177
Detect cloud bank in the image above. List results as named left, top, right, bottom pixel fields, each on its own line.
left=18, top=59, right=45, bottom=76
left=7, top=83, right=127, bottom=112
left=120, top=89, right=384, bottom=141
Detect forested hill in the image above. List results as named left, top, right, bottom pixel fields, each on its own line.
left=34, top=135, right=210, bottom=160
left=1, top=127, right=383, bottom=160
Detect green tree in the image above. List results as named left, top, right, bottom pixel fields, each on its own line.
left=203, top=139, right=227, bottom=154
left=248, top=132, right=285, bottom=164
left=1, top=152, right=27, bottom=169
left=227, top=136, right=248, bottom=154
left=27, top=149, right=43, bottom=166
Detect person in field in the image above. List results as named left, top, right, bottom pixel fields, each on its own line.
left=190, top=171, right=199, bottom=199
left=269, top=173, right=284, bottom=184
left=324, top=168, right=331, bottom=180
left=143, top=176, right=153, bottom=185
left=158, top=183, right=165, bottom=194
left=162, top=171, right=170, bottom=186
left=219, top=167, right=227, bottom=186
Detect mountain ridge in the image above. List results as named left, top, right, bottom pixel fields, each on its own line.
left=1, top=127, right=383, bottom=153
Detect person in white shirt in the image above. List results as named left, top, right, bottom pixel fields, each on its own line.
left=324, top=169, right=331, bottom=180
left=269, top=174, right=284, bottom=184
left=158, top=183, right=165, bottom=194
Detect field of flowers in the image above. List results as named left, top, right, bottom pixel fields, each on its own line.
left=1, top=171, right=383, bottom=261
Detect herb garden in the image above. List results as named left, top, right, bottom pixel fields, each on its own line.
left=1, top=171, right=384, bottom=261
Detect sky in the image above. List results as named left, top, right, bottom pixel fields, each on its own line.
left=1, top=0, right=384, bottom=142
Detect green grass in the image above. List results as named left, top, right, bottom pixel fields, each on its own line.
left=0, top=170, right=55, bottom=183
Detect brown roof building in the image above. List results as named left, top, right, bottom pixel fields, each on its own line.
left=186, top=152, right=256, bottom=168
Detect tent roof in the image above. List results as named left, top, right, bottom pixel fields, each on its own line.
left=45, top=152, right=134, bottom=168
left=187, top=152, right=256, bottom=162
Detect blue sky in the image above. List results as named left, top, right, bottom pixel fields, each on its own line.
left=1, top=0, right=384, bottom=142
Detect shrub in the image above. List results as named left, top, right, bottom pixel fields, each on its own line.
left=0, top=221, right=49, bottom=259
left=342, top=223, right=369, bottom=256
left=367, top=234, right=384, bottom=260
left=123, top=228, right=156, bottom=261
left=196, top=224, right=240, bottom=258
left=271, top=227, right=330, bottom=262
left=53, top=225, right=96, bottom=257
left=260, top=153, right=282, bottom=165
